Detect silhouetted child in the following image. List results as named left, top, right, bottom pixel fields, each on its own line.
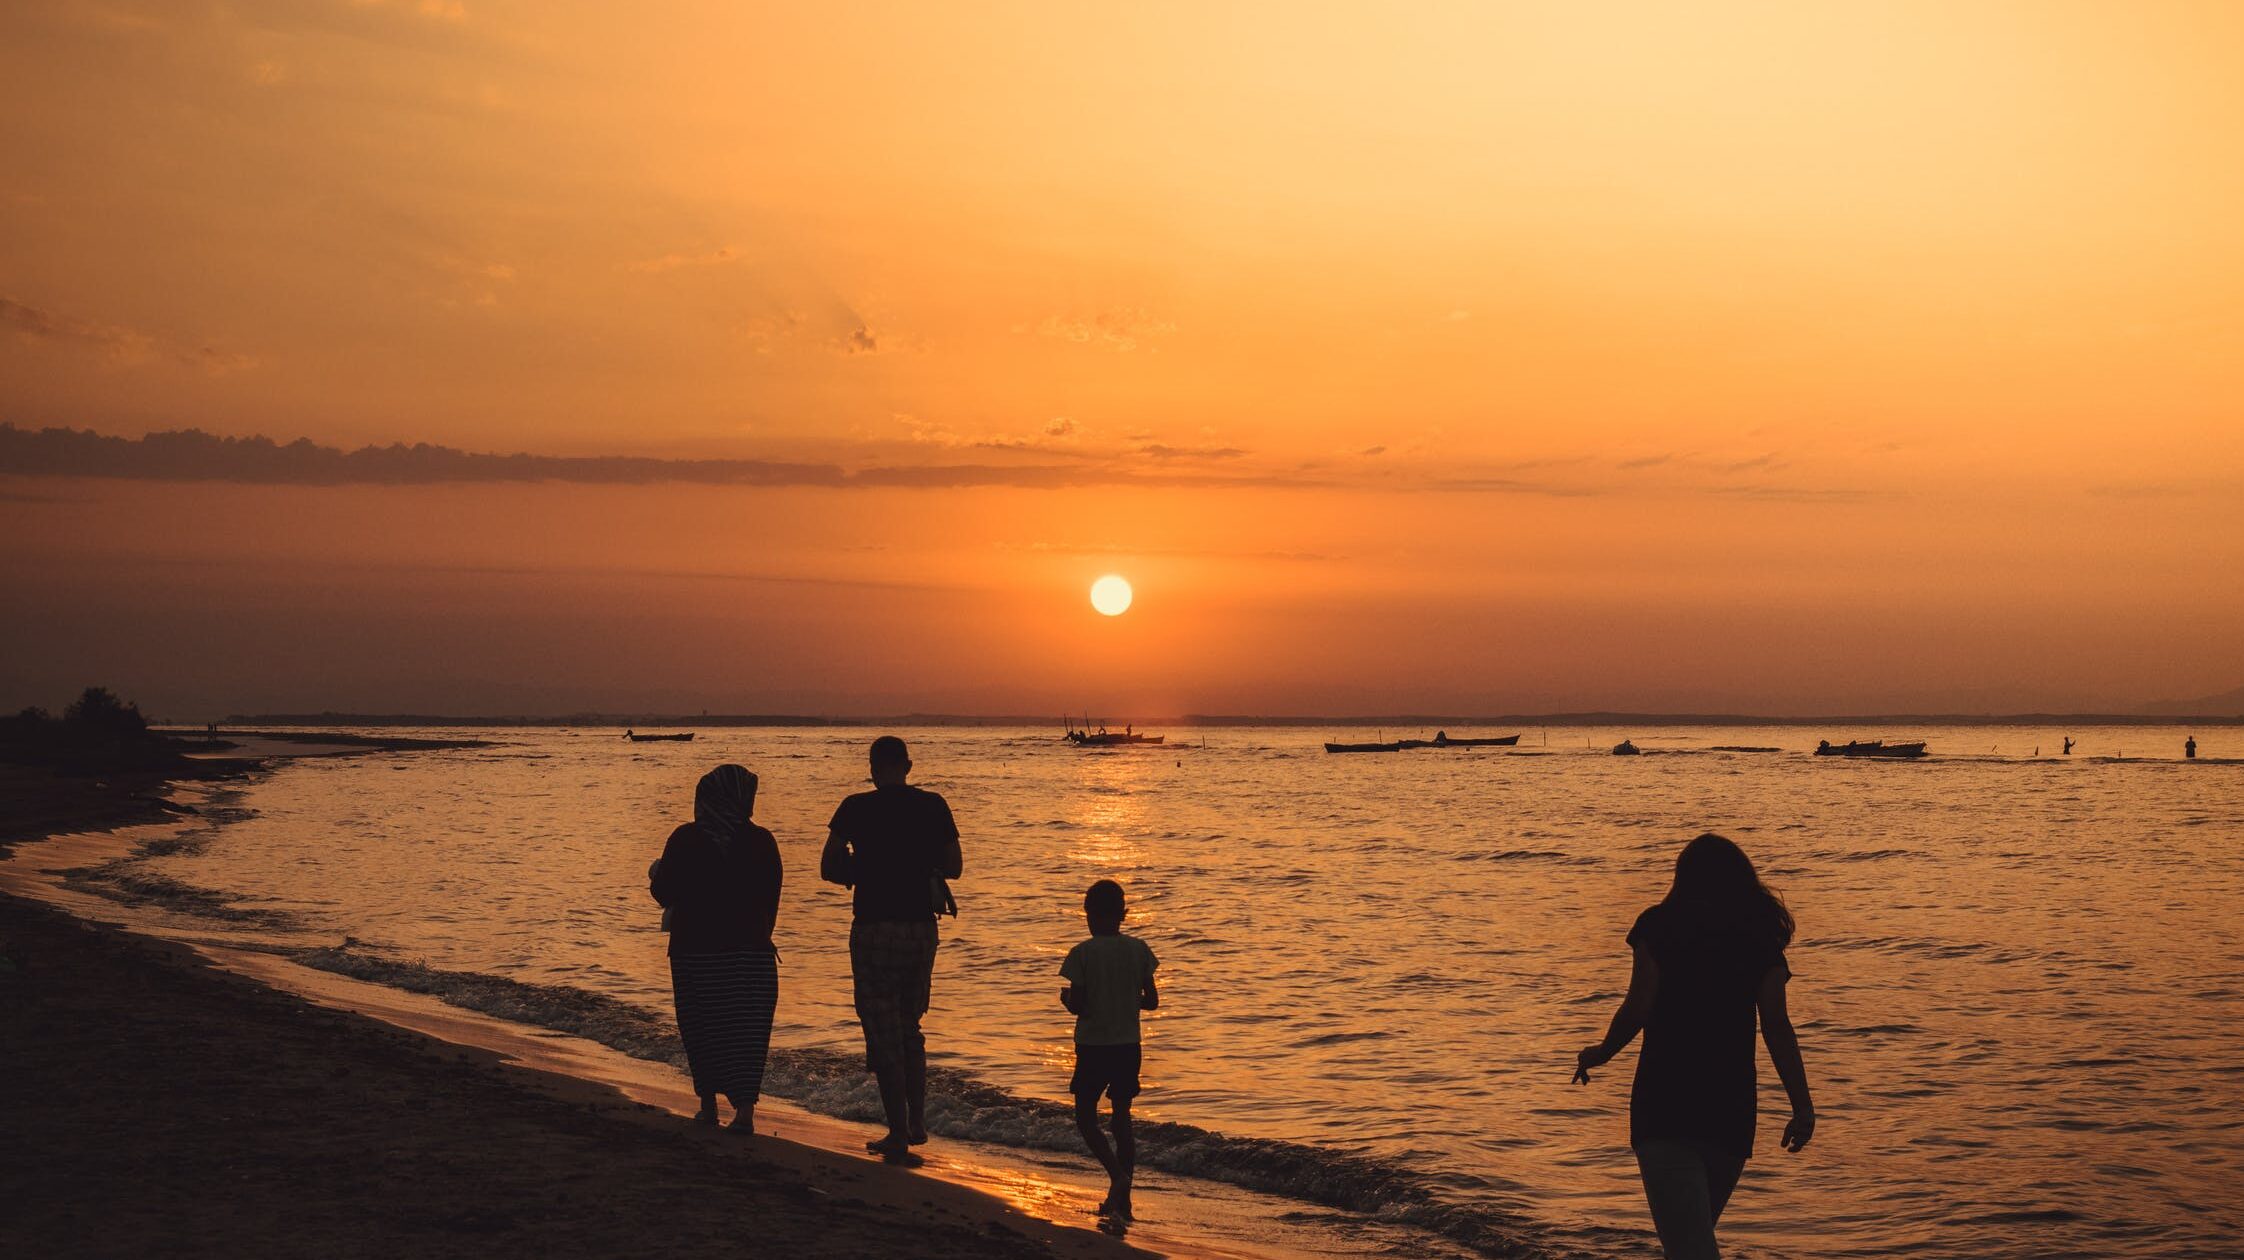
left=1060, top=879, right=1158, bottom=1219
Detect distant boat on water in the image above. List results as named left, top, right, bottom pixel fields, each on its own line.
left=1324, top=731, right=1522, bottom=754
left=625, top=730, right=696, bottom=742
left=1612, top=739, right=1641, bottom=756
left=1815, top=739, right=1926, bottom=759
left=1064, top=718, right=1163, bottom=747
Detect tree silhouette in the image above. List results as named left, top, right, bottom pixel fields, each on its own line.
left=63, top=687, right=147, bottom=740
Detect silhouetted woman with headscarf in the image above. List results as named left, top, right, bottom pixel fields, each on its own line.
left=1573, top=833, right=1816, bottom=1259
left=650, top=764, right=783, bottom=1131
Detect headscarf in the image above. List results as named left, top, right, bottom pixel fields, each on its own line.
left=694, top=763, right=757, bottom=851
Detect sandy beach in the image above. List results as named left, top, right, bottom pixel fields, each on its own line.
left=0, top=757, right=1144, bottom=1260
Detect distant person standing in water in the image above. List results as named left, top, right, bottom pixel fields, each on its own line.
left=822, top=736, right=962, bottom=1163
left=2185, top=736, right=2197, bottom=759
left=649, top=764, right=782, bottom=1132
left=1573, top=833, right=1815, bottom=1260
left=1060, top=879, right=1159, bottom=1220
left=2062, top=736, right=2074, bottom=756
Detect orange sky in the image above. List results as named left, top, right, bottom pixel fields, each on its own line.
left=3, top=1, right=2241, bottom=716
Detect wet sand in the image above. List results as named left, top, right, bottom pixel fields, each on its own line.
left=0, top=762, right=1142, bottom=1260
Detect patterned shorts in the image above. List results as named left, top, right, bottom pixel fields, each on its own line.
left=849, top=917, right=939, bottom=1073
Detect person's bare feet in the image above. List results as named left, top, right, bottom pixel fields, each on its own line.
left=728, top=1107, right=755, bottom=1135
left=1094, top=1192, right=1133, bottom=1220
left=865, top=1133, right=923, bottom=1166
left=907, top=1121, right=929, bottom=1146
left=1096, top=1176, right=1134, bottom=1220
left=693, top=1099, right=719, bottom=1127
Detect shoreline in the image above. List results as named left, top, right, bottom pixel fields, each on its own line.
left=0, top=746, right=1431, bottom=1260
left=0, top=753, right=1155, bottom=1260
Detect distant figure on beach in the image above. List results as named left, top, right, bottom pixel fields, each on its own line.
left=2185, top=736, right=2197, bottom=759
left=1573, top=833, right=1815, bottom=1259
left=2063, top=736, right=2074, bottom=756
left=1060, top=879, right=1160, bottom=1220
left=822, top=736, right=962, bottom=1164
left=648, top=764, right=782, bottom=1132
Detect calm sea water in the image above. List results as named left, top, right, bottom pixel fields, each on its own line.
left=143, top=725, right=2243, bottom=1258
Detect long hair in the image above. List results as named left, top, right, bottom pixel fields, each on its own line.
left=1666, top=832, right=1794, bottom=948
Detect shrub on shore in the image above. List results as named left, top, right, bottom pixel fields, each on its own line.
left=2, top=688, right=184, bottom=772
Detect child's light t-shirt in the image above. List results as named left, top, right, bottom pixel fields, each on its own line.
left=1060, top=932, right=1158, bottom=1046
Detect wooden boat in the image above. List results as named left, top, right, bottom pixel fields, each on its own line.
left=625, top=731, right=696, bottom=742
left=1063, top=719, right=1163, bottom=747
left=1405, top=732, right=1521, bottom=748
left=1067, top=730, right=1165, bottom=747
left=1324, top=732, right=1522, bottom=754
left=1814, top=739, right=1926, bottom=759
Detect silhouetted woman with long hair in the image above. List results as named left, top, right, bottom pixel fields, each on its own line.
left=1574, top=833, right=1815, bottom=1259
left=650, top=764, right=783, bottom=1132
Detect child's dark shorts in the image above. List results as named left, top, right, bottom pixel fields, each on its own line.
left=1070, top=1043, right=1142, bottom=1103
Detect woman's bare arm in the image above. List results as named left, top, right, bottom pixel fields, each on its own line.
left=1573, top=946, right=1658, bottom=1083
left=1758, top=964, right=1816, bottom=1151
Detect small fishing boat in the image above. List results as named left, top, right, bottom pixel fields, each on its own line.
left=1405, top=732, right=1521, bottom=748
left=1064, top=719, right=1163, bottom=747
left=1068, top=730, right=1165, bottom=747
left=1814, top=739, right=1926, bottom=759
left=1612, top=739, right=1641, bottom=756
left=1324, top=731, right=1522, bottom=754
left=625, top=730, right=696, bottom=742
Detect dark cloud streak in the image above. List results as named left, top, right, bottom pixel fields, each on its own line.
left=0, top=424, right=1308, bottom=492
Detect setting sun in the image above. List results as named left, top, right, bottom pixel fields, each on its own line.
left=1090, top=575, right=1133, bottom=617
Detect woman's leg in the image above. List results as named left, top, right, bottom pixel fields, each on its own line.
left=727, top=952, right=779, bottom=1133
left=671, top=956, right=717, bottom=1121
left=1634, top=1140, right=1721, bottom=1260
left=1703, top=1146, right=1746, bottom=1225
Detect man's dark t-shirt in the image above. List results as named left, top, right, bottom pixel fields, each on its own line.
left=1627, top=900, right=1789, bottom=1161
left=824, top=785, right=962, bottom=922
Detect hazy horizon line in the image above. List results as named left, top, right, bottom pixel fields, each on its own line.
left=193, top=709, right=2244, bottom=729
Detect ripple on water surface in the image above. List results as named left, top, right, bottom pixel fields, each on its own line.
left=135, top=724, right=2244, bottom=1260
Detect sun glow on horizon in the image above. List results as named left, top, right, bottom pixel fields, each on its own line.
left=1090, top=575, right=1133, bottom=617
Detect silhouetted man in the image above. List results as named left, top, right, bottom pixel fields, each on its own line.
left=2185, top=736, right=2197, bottom=759
left=822, top=735, right=961, bottom=1163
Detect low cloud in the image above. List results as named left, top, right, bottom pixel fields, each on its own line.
left=0, top=425, right=1303, bottom=492
left=1137, top=443, right=1247, bottom=461
left=629, top=246, right=742, bottom=273
left=1004, top=541, right=1338, bottom=563
left=3, top=425, right=1893, bottom=501
left=0, top=424, right=844, bottom=487
left=1031, top=308, right=1176, bottom=352
left=1427, top=476, right=1602, bottom=497
left=1706, top=483, right=1876, bottom=502
left=2, top=297, right=255, bottom=375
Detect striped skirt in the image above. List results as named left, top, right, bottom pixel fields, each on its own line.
left=670, top=949, right=778, bottom=1102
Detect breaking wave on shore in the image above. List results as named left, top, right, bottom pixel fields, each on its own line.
left=283, top=944, right=1577, bottom=1259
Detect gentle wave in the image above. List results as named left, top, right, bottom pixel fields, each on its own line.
left=284, top=945, right=1565, bottom=1259
left=1455, top=849, right=1599, bottom=866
